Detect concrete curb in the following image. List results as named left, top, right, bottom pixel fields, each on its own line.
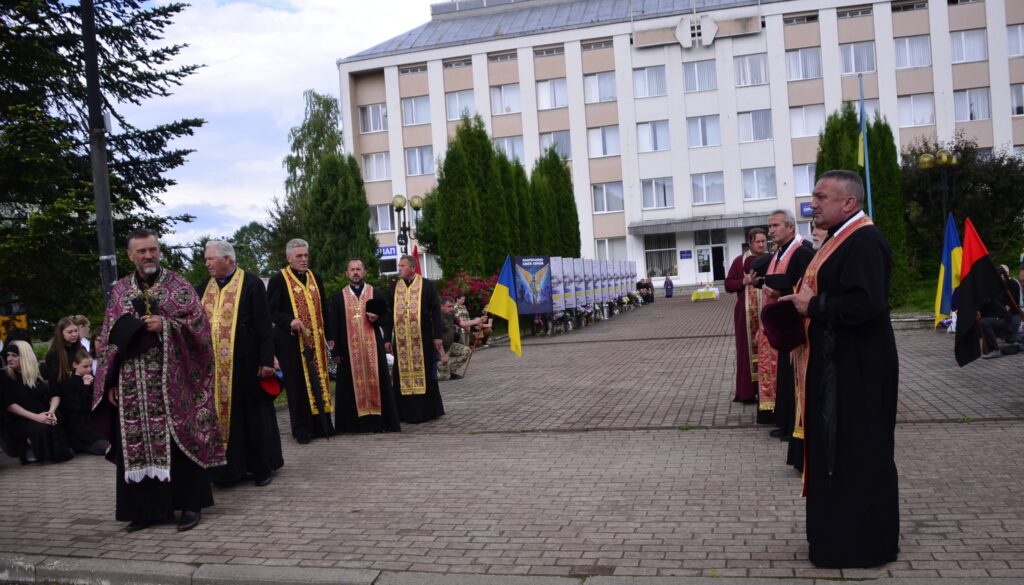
left=2, top=556, right=1022, bottom=585
left=192, top=563, right=379, bottom=585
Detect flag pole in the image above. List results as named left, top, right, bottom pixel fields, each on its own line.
left=859, top=73, right=874, bottom=217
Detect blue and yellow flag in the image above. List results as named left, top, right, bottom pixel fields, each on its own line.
left=934, top=213, right=963, bottom=328
left=490, top=255, right=522, bottom=357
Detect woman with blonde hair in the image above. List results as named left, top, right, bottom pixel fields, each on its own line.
left=1, top=341, right=72, bottom=464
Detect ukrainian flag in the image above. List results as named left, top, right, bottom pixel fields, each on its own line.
left=934, top=213, right=963, bottom=328
left=490, top=255, right=522, bottom=357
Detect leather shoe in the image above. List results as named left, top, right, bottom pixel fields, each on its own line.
left=296, top=435, right=311, bottom=445
left=177, top=511, right=201, bottom=532
left=125, top=520, right=157, bottom=533
left=254, top=474, right=273, bottom=487
left=768, top=428, right=786, bottom=438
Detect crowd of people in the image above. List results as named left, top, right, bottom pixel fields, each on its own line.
left=1, top=315, right=107, bottom=466
left=726, top=170, right=901, bottom=569
left=0, top=230, right=488, bottom=533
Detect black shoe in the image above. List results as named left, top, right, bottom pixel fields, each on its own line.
left=450, top=374, right=463, bottom=380
left=177, top=511, right=201, bottom=532
left=769, top=428, right=785, bottom=438
left=254, top=474, right=273, bottom=487
left=296, top=435, right=311, bottom=445
left=125, top=520, right=158, bottom=533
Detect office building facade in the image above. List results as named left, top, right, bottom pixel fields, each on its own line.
left=338, top=0, right=1023, bottom=284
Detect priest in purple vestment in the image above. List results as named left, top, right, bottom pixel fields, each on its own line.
left=723, top=228, right=768, bottom=403
left=93, top=229, right=225, bottom=533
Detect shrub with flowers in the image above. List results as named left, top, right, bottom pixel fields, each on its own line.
left=439, top=271, right=498, bottom=317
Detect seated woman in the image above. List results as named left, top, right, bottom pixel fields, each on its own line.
left=1, top=341, right=72, bottom=464
left=476, top=304, right=494, bottom=348
left=44, top=317, right=83, bottom=383
left=60, top=350, right=108, bottom=454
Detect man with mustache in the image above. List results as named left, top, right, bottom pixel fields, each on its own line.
left=782, top=170, right=900, bottom=568
left=94, top=228, right=225, bottom=532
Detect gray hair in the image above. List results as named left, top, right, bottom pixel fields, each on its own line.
left=286, top=238, right=308, bottom=256
left=817, top=169, right=865, bottom=207
left=768, top=209, right=796, bottom=228
left=399, top=254, right=418, bottom=269
left=206, top=239, right=236, bottom=262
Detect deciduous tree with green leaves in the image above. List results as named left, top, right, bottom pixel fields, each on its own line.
left=268, top=89, right=343, bottom=268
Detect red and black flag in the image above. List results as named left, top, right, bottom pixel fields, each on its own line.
left=954, top=219, right=1006, bottom=366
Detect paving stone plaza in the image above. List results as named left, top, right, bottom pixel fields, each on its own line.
left=1, top=297, right=1022, bottom=584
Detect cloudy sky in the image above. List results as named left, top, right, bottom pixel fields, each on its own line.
left=127, top=0, right=435, bottom=244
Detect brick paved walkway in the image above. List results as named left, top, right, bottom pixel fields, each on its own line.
left=1, top=297, right=1021, bottom=581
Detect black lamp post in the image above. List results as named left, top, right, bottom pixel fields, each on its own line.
left=392, top=194, right=425, bottom=255
left=916, top=148, right=960, bottom=222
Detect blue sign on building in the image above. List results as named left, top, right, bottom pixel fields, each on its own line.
left=679, top=250, right=693, bottom=260
left=375, top=246, right=397, bottom=258
left=800, top=202, right=814, bottom=217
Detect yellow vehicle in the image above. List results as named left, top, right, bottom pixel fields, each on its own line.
left=0, top=297, right=29, bottom=341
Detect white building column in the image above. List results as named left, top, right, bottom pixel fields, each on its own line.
left=384, top=66, right=407, bottom=189
left=518, top=47, right=540, bottom=169
left=564, top=40, right=596, bottom=255
left=765, top=14, right=794, bottom=207
left=427, top=60, right=449, bottom=161
left=614, top=33, right=641, bottom=268
left=873, top=2, right=899, bottom=145
left=929, top=3, right=955, bottom=142
left=987, top=1, right=1012, bottom=151
left=472, top=53, right=492, bottom=133
left=819, top=8, right=843, bottom=116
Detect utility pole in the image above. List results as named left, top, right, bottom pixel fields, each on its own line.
left=82, top=0, right=118, bottom=303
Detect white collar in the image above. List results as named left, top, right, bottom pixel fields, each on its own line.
left=833, top=211, right=866, bottom=238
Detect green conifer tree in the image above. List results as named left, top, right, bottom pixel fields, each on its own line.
left=436, top=143, right=485, bottom=278
left=299, top=153, right=379, bottom=289
left=815, top=102, right=860, bottom=180
left=512, top=161, right=533, bottom=254
left=495, top=153, right=522, bottom=258
left=534, top=148, right=580, bottom=257
left=866, top=117, right=911, bottom=307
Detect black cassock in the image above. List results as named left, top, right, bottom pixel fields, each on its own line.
left=804, top=220, right=899, bottom=568
left=326, top=284, right=400, bottom=433
left=388, top=278, right=445, bottom=424
left=771, top=238, right=814, bottom=470
left=267, top=267, right=333, bottom=440
left=197, top=272, right=284, bottom=483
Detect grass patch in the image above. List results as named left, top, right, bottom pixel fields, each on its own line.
left=892, top=277, right=936, bottom=314
left=677, top=424, right=697, bottom=432
left=956, top=414, right=972, bottom=424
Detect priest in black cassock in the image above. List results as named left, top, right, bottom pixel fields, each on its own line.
left=267, top=238, right=334, bottom=443
left=388, top=255, right=446, bottom=424
left=327, top=258, right=400, bottom=433
left=763, top=209, right=814, bottom=470
left=198, top=240, right=283, bottom=486
left=782, top=169, right=899, bottom=569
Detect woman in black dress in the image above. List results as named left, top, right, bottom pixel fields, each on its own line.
left=1, top=341, right=72, bottom=464
left=45, top=318, right=105, bottom=454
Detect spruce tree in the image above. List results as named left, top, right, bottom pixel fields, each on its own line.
left=453, top=116, right=510, bottom=274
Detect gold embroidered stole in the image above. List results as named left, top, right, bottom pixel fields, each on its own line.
left=742, top=252, right=760, bottom=382
left=756, top=235, right=805, bottom=412
left=200, top=269, right=244, bottom=447
left=281, top=268, right=333, bottom=414
left=343, top=285, right=382, bottom=415
left=394, top=275, right=426, bottom=395
left=792, top=216, right=873, bottom=444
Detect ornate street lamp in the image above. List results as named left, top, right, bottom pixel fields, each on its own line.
left=916, top=148, right=960, bottom=221
left=392, top=194, right=425, bottom=255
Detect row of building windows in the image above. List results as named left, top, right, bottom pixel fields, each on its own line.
left=589, top=163, right=816, bottom=213
left=363, top=25, right=1022, bottom=135
left=364, top=80, right=1021, bottom=179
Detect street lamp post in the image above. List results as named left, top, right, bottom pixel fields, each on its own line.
left=916, top=148, right=960, bottom=221
left=391, top=194, right=425, bottom=256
